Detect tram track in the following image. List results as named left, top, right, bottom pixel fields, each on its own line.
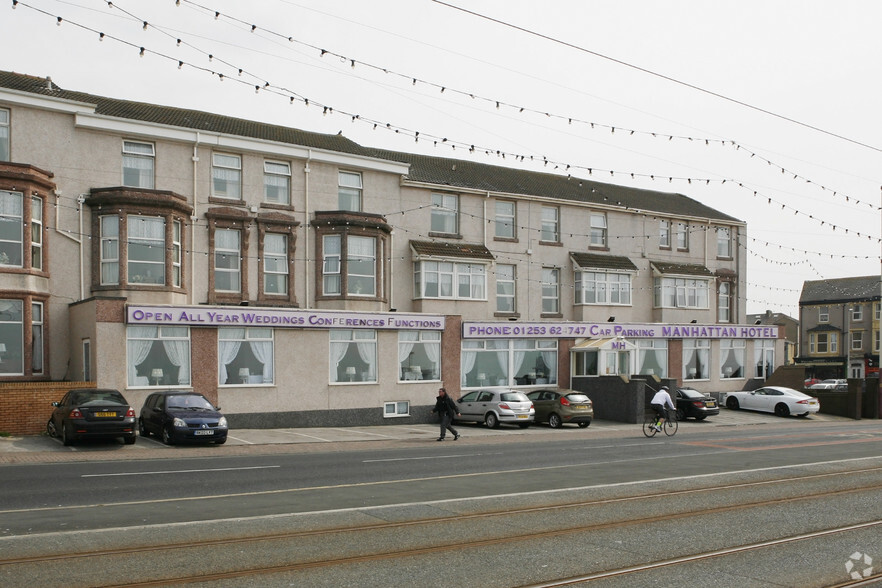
left=3, top=465, right=882, bottom=587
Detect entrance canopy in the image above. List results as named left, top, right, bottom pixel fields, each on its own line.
left=572, top=337, right=637, bottom=351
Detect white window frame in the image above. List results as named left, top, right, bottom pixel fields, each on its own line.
left=659, top=220, right=671, bottom=248
left=264, top=161, right=291, bottom=205
left=384, top=401, right=410, bottom=418
left=720, top=339, right=745, bottom=379
left=338, top=171, right=362, bottom=211
left=347, top=235, right=376, bottom=296
left=637, top=340, right=667, bottom=378
left=496, top=264, right=516, bottom=313
left=99, top=215, right=119, bottom=285
left=322, top=234, right=342, bottom=295
left=431, top=193, right=459, bottom=234
left=718, top=282, right=731, bottom=323
left=214, top=228, right=241, bottom=293
left=851, top=331, right=863, bottom=351
left=31, top=301, right=43, bottom=375
left=717, top=226, right=732, bottom=258
left=218, top=327, right=274, bottom=386
left=0, top=108, right=9, bottom=162
left=819, top=306, right=829, bottom=322
left=0, top=190, right=23, bottom=267
left=495, top=200, right=515, bottom=239
left=263, top=233, right=289, bottom=295
left=589, top=213, right=607, bottom=247
left=683, top=338, right=709, bottom=380
left=398, top=330, right=441, bottom=382
left=851, top=306, right=863, bottom=321
left=575, top=270, right=632, bottom=305
left=212, top=153, right=242, bottom=200
left=0, top=299, right=23, bottom=375
left=542, top=267, right=560, bottom=314
left=462, top=339, right=557, bottom=388
left=540, top=205, right=559, bottom=242
left=30, top=196, right=42, bottom=270
left=122, top=140, right=155, bottom=189
left=654, top=277, right=710, bottom=309
left=331, top=329, right=377, bottom=384
left=127, top=215, right=166, bottom=286
left=415, top=260, right=486, bottom=300
left=126, top=325, right=191, bottom=387
left=172, top=220, right=182, bottom=288
left=676, top=222, right=689, bottom=250
left=82, top=338, right=91, bottom=381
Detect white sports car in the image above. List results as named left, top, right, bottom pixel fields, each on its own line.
left=725, top=386, right=820, bottom=417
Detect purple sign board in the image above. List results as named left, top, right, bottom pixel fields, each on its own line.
left=463, top=321, right=778, bottom=340
left=127, top=305, right=445, bottom=331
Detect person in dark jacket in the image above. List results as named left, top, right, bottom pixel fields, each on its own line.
left=432, top=387, right=460, bottom=441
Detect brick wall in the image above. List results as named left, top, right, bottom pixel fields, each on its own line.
left=0, top=382, right=96, bottom=436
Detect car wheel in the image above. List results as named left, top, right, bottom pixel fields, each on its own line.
left=161, top=426, right=175, bottom=445
left=694, top=415, right=707, bottom=421
left=774, top=403, right=790, bottom=417
left=138, top=418, right=150, bottom=438
left=61, top=422, right=74, bottom=446
left=124, top=435, right=136, bottom=445
left=676, top=408, right=687, bottom=421
left=726, top=396, right=740, bottom=410
left=484, top=413, right=499, bottom=429
left=46, top=419, right=57, bottom=438
left=578, top=421, right=590, bottom=428
left=548, top=413, right=563, bottom=429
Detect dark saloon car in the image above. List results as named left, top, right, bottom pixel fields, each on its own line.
left=675, top=387, right=720, bottom=421
left=47, top=388, right=137, bottom=446
left=139, top=391, right=228, bottom=445
left=527, top=389, right=593, bottom=428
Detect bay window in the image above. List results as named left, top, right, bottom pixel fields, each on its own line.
left=654, top=277, right=709, bottom=309
left=0, top=190, right=22, bottom=267
left=128, top=216, right=165, bottom=285
left=461, top=339, right=557, bottom=388
left=415, top=260, right=486, bottom=300
left=576, top=270, right=631, bottom=305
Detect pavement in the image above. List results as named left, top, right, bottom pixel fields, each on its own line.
left=0, top=408, right=859, bottom=465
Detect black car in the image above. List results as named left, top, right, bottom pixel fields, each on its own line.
left=47, top=388, right=137, bottom=446
left=676, top=387, right=720, bottom=421
left=139, top=391, right=228, bottom=445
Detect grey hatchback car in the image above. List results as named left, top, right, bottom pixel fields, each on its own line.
left=455, top=389, right=534, bottom=428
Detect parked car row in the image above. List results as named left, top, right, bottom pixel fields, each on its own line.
left=47, top=388, right=228, bottom=446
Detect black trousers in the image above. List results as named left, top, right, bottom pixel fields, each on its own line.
left=439, top=413, right=459, bottom=438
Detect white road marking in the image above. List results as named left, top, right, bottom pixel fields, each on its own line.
left=81, top=465, right=280, bottom=478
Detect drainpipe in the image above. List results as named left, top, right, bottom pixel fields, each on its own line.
left=303, top=150, right=312, bottom=308
left=483, top=192, right=490, bottom=246
left=190, top=133, right=200, bottom=306
left=389, top=230, right=394, bottom=310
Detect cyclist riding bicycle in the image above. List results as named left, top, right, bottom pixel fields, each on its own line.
left=650, top=386, right=676, bottom=432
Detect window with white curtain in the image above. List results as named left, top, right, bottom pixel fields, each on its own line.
left=654, top=277, right=709, bottom=309
left=0, top=108, right=8, bottom=162
left=716, top=226, right=732, bottom=258
left=589, top=213, right=607, bottom=247
left=0, top=299, right=23, bottom=375
left=720, top=339, right=745, bottom=378
left=754, top=339, right=775, bottom=379
left=322, top=234, right=342, bottom=295
left=126, top=325, right=190, bottom=387
left=637, top=340, right=667, bottom=377
left=122, top=141, right=155, bottom=189
left=347, top=235, right=375, bottom=296
left=415, top=260, right=486, bottom=300
left=263, top=233, right=288, bottom=295
left=398, top=330, right=441, bottom=381
left=461, top=339, right=557, bottom=388
left=338, top=171, right=362, bottom=211
left=575, top=270, right=631, bottom=305
left=431, top=193, right=458, bottom=234
left=264, top=161, right=291, bottom=204
left=330, top=329, right=377, bottom=384
left=214, top=229, right=241, bottom=293
left=0, top=190, right=23, bottom=267
left=682, top=339, right=709, bottom=380
left=128, top=216, right=165, bottom=285
left=212, top=153, right=241, bottom=199
left=218, top=327, right=274, bottom=385
left=100, top=215, right=119, bottom=285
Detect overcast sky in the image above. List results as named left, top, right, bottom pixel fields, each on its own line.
left=3, top=0, right=880, bottom=316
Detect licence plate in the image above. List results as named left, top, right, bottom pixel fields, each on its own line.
left=706, top=402, right=716, bottom=407
left=516, top=414, right=528, bottom=419
left=94, top=412, right=117, bottom=417
left=194, top=430, right=214, bottom=436
left=809, top=401, right=818, bottom=405
left=572, top=404, right=586, bottom=409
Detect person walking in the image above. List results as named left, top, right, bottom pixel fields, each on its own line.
left=432, top=387, right=461, bottom=441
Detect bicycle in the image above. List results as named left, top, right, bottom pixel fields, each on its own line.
left=642, top=408, right=678, bottom=437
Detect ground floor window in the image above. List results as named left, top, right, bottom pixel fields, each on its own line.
left=683, top=338, right=709, bottom=380
left=384, top=401, right=410, bottom=417
left=0, top=299, right=23, bottom=375
left=573, top=350, right=598, bottom=376
left=720, top=340, right=745, bottom=379
left=462, top=339, right=557, bottom=388
left=399, top=330, right=441, bottom=381
left=755, top=340, right=775, bottom=379
left=331, top=329, right=377, bottom=383
left=637, top=339, right=667, bottom=377
left=127, top=325, right=191, bottom=387
left=219, top=327, right=274, bottom=385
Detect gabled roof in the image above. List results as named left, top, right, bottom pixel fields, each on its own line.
left=0, top=70, right=740, bottom=223
left=650, top=261, right=714, bottom=277
left=799, top=275, right=881, bottom=305
left=570, top=252, right=638, bottom=272
left=410, top=240, right=494, bottom=260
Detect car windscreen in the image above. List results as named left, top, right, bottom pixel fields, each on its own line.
left=166, top=395, right=214, bottom=410
left=500, top=392, right=530, bottom=402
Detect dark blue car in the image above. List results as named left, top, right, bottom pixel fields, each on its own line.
left=139, top=391, right=228, bottom=445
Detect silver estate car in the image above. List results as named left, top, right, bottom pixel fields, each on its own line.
left=455, top=389, right=534, bottom=429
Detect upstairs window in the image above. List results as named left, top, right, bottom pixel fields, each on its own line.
left=494, top=200, right=515, bottom=239
left=338, top=171, right=362, bottom=211
left=347, top=235, right=376, bottom=296
left=128, top=216, right=166, bottom=285
left=0, top=109, right=9, bottom=162
left=496, top=264, right=516, bottom=313
left=31, top=196, right=43, bottom=270
left=431, top=193, right=458, bottom=234
left=589, top=213, right=607, bottom=248
left=654, top=277, right=709, bottom=309
left=322, top=234, right=342, bottom=295
left=212, top=153, right=242, bottom=200
left=540, top=206, right=559, bottom=243
left=100, top=215, right=120, bottom=285
left=659, top=220, right=671, bottom=248
left=214, top=229, right=241, bottom=293
left=172, top=220, right=182, bottom=288
left=264, top=161, right=291, bottom=205
left=415, top=260, right=486, bottom=300
left=575, top=271, right=631, bottom=305
left=718, top=282, right=731, bottom=323
left=0, top=190, right=22, bottom=267
left=819, top=306, right=829, bottom=323
left=122, top=141, right=155, bottom=189
left=716, top=226, right=732, bottom=258
left=541, top=267, right=560, bottom=314
left=851, top=306, right=863, bottom=321
left=676, top=222, right=689, bottom=250
left=263, top=233, right=289, bottom=295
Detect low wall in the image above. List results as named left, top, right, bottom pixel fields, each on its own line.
left=0, top=382, right=96, bottom=435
